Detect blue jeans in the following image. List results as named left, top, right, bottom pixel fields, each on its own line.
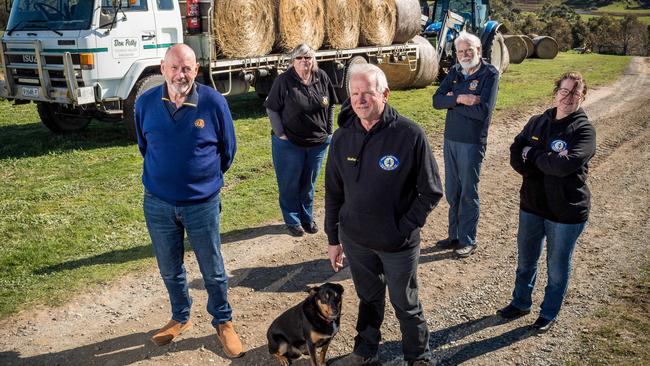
left=144, top=191, right=232, bottom=327
left=443, top=139, right=486, bottom=246
left=271, top=134, right=329, bottom=227
left=511, top=210, right=586, bottom=320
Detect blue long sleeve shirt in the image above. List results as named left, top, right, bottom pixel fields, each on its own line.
left=135, top=82, right=237, bottom=206
left=432, top=61, right=499, bottom=145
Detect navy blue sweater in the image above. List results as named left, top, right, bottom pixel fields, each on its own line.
left=135, top=82, right=237, bottom=206
left=432, top=61, right=499, bottom=145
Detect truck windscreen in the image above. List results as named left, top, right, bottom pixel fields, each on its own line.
left=6, top=0, right=94, bottom=32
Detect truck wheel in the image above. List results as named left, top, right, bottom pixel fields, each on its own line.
left=336, top=56, right=368, bottom=102
left=123, top=74, right=165, bottom=141
left=37, top=103, right=92, bottom=133
left=487, top=32, right=506, bottom=74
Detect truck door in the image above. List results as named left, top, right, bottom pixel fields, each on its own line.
left=96, top=0, right=159, bottom=80
left=152, top=0, right=183, bottom=57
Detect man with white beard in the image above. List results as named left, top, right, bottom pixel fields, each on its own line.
left=432, top=31, right=500, bottom=258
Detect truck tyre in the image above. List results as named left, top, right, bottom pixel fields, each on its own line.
left=336, top=56, right=368, bottom=102
left=487, top=32, right=506, bottom=75
left=123, top=74, right=165, bottom=141
left=37, top=102, right=92, bottom=133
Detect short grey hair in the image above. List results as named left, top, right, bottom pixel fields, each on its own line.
left=290, top=43, right=318, bottom=72
left=454, top=31, right=481, bottom=50
left=347, top=63, right=389, bottom=95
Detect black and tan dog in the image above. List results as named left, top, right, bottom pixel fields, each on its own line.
left=267, top=282, right=344, bottom=366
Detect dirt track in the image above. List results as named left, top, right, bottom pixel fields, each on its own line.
left=1, top=57, right=649, bottom=366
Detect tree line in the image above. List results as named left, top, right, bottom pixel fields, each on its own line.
left=492, top=0, right=650, bottom=56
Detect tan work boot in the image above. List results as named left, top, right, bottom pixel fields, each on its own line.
left=151, top=319, right=192, bottom=346
left=216, top=321, right=244, bottom=358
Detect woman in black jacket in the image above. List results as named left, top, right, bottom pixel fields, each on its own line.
left=497, top=72, right=596, bottom=332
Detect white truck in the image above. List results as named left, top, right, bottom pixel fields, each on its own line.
left=0, top=0, right=422, bottom=139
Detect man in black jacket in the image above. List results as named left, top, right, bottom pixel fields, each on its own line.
left=325, top=64, right=443, bottom=366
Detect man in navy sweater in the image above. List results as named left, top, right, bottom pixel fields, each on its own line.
left=432, top=31, right=500, bottom=258
left=134, top=44, right=242, bottom=357
left=326, top=64, right=443, bottom=366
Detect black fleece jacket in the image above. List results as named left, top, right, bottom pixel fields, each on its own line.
left=324, top=100, right=443, bottom=252
left=510, top=107, right=596, bottom=224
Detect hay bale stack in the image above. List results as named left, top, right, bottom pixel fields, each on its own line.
left=520, top=35, right=534, bottom=58
left=503, top=35, right=527, bottom=64
left=533, top=36, right=559, bottom=59
left=324, top=0, right=360, bottom=49
left=213, top=0, right=276, bottom=58
left=359, top=0, right=397, bottom=46
left=277, top=0, right=325, bottom=52
left=411, top=35, right=439, bottom=88
left=393, top=0, right=421, bottom=44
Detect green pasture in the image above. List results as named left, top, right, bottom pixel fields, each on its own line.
left=580, top=13, right=650, bottom=24
left=0, top=52, right=631, bottom=319
left=595, top=0, right=650, bottom=14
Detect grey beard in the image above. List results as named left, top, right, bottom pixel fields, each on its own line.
left=460, top=56, right=481, bottom=75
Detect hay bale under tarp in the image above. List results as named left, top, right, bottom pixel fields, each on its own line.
left=533, top=36, right=559, bottom=59
left=213, top=0, right=276, bottom=58
left=277, top=0, right=325, bottom=52
left=324, top=0, right=360, bottom=49
left=359, top=0, right=397, bottom=46
left=411, top=35, right=439, bottom=88
left=393, top=0, right=421, bottom=43
left=503, top=35, right=527, bottom=64
left=520, top=35, right=534, bottom=58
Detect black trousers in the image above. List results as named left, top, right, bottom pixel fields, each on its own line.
left=340, top=229, right=430, bottom=362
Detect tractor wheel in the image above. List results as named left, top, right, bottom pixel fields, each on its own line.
left=123, top=74, right=165, bottom=141
left=336, top=56, right=368, bottom=102
left=487, top=32, right=509, bottom=75
left=37, top=102, right=92, bottom=133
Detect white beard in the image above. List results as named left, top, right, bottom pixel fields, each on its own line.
left=460, top=54, right=481, bottom=75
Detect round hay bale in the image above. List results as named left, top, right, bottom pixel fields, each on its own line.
left=533, top=36, right=559, bottom=59
left=520, top=35, right=534, bottom=58
left=393, top=0, right=421, bottom=44
left=324, top=0, right=360, bottom=49
left=503, top=35, right=527, bottom=64
left=359, top=0, right=397, bottom=46
left=378, top=58, right=417, bottom=90
left=213, top=0, right=276, bottom=58
left=411, top=35, right=439, bottom=88
left=277, top=0, right=326, bottom=52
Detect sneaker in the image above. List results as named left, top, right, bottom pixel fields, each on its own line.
left=151, top=319, right=192, bottom=346
left=301, top=221, right=319, bottom=234
left=532, top=316, right=555, bottom=332
left=216, top=321, right=244, bottom=358
left=436, top=237, right=459, bottom=249
left=454, top=244, right=476, bottom=258
left=330, top=352, right=379, bottom=366
left=287, top=225, right=305, bottom=237
left=497, top=304, right=531, bottom=319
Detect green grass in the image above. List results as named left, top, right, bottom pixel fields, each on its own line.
left=0, top=52, right=631, bottom=319
left=580, top=13, right=650, bottom=24
left=596, top=1, right=650, bottom=14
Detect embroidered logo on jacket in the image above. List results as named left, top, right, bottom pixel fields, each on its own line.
left=379, top=155, right=399, bottom=171
left=469, top=80, right=479, bottom=91
left=550, top=139, right=568, bottom=153
left=194, top=119, right=205, bottom=128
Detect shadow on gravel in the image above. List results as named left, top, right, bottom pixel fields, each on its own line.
left=376, top=315, right=534, bottom=364
left=419, top=245, right=457, bottom=263
left=222, top=224, right=287, bottom=244
left=0, top=330, right=246, bottom=366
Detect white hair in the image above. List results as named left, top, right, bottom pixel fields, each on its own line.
left=290, top=43, right=318, bottom=71
left=454, top=31, right=481, bottom=50
left=347, top=63, right=389, bottom=94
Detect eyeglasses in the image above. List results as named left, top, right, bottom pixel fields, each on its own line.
left=557, top=88, right=583, bottom=98
left=456, top=48, right=476, bottom=56
left=295, top=56, right=313, bottom=61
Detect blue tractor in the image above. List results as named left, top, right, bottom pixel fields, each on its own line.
left=421, top=0, right=508, bottom=76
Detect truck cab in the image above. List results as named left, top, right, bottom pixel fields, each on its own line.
left=0, top=0, right=183, bottom=134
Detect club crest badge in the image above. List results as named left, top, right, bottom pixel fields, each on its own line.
left=321, top=96, right=329, bottom=108
left=379, top=155, right=399, bottom=171
left=469, top=80, right=479, bottom=91
left=194, top=119, right=205, bottom=129
left=551, top=139, right=568, bottom=153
